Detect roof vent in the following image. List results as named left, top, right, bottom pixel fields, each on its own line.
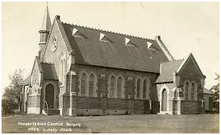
left=72, top=28, right=85, bottom=38
left=100, top=33, right=112, bottom=43
left=147, top=41, right=159, bottom=51
left=125, top=37, right=130, bottom=45
left=125, top=37, right=137, bottom=47
left=147, top=41, right=153, bottom=49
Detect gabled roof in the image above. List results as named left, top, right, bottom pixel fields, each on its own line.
left=22, top=57, right=58, bottom=86
left=156, top=53, right=205, bottom=83
left=177, top=53, right=205, bottom=77
left=30, top=56, right=42, bottom=75
left=22, top=56, right=41, bottom=86
left=41, top=63, right=58, bottom=80
left=204, top=88, right=214, bottom=95
left=61, top=22, right=170, bottom=73
left=156, top=59, right=184, bottom=83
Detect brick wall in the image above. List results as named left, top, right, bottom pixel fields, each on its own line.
left=70, top=96, right=152, bottom=116
left=204, top=94, right=213, bottom=111
left=177, top=57, right=204, bottom=101
left=151, top=100, right=160, bottom=113
left=60, top=64, right=160, bottom=116
left=107, top=98, right=127, bottom=110
left=181, top=100, right=202, bottom=114
left=179, top=59, right=202, bottom=87
left=73, top=64, right=159, bottom=99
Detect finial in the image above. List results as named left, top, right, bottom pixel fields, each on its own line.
left=46, top=1, right=48, bottom=7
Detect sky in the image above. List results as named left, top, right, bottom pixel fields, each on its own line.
left=2, top=2, right=219, bottom=91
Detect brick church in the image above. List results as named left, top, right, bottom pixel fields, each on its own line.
left=21, top=5, right=206, bottom=116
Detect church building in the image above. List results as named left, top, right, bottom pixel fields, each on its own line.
left=21, top=5, right=206, bottom=116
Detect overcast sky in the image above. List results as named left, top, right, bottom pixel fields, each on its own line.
left=2, top=2, right=219, bottom=91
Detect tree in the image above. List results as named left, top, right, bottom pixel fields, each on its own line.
left=2, top=69, right=24, bottom=115
left=210, top=73, right=219, bottom=112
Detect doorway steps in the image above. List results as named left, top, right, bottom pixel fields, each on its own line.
left=45, top=109, right=60, bottom=115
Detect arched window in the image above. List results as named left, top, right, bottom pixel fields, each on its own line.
left=143, top=78, right=150, bottom=99
left=60, top=60, right=63, bottom=82
left=136, top=78, right=142, bottom=99
left=60, top=53, right=66, bottom=85
left=109, top=75, right=116, bottom=98
left=161, top=89, right=167, bottom=111
left=194, top=83, right=198, bottom=101
left=143, top=80, right=146, bottom=99
left=89, top=73, right=96, bottom=97
left=184, top=81, right=190, bottom=100
left=81, top=72, right=87, bottom=96
left=191, top=82, right=197, bottom=101
left=191, top=82, right=195, bottom=100
left=117, top=76, right=124, bottom=98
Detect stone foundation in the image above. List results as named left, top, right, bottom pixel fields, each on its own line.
left=181, top=100, right=203, bottom=114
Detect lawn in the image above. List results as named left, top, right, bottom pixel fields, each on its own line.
left=2, top=114, right=219, bottom=133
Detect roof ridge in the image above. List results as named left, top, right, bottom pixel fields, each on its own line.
left=161, top=59, right=184, bottom=64
left=62, top=21, right=155, bottom=41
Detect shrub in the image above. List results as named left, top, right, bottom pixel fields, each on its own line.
left=2, top=98, right=18, bottom=116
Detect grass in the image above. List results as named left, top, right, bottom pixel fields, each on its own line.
left=2, top=114, right=219, bottom=133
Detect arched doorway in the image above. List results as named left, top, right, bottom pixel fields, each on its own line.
left=161, top=89, right=167, bottom=111
left=45, top=84, right=54, bottom=108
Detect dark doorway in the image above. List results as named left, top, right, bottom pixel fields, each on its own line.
left=161, top=89, right=167, bottom=111
left=173, top=101, right=177, bottom=114
left=45, top=84, right=54, bottom=108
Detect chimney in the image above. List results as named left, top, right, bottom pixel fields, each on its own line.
left=155, top=36, right=174, bottom=61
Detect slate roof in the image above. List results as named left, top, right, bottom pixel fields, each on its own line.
left=156, top=59, right=184, bottom=83
left=204, top=88, right=214, bottom=95
left=22, top=75, right=31, bottom=85
left=62, top=22, right=169, bottom=73
left=41, top=63, right=58, bottom=80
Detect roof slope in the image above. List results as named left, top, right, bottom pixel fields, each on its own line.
left=41, top=63, right=58, bottom=80
left=62, top=22, right=169, bottom=73
left=22, top=75, right=31, bottom=85
left=204, top=88, right=214, bottom=95
left=156, top=59, right=184, bottom=83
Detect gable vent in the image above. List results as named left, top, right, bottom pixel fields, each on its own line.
left=100, top=33, right=112, bottom=43
left=72, top=28, right=85, bottom=38
left=125, top=37, right=137, bottom=47
left=147, top=41, right=153, bottom=49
